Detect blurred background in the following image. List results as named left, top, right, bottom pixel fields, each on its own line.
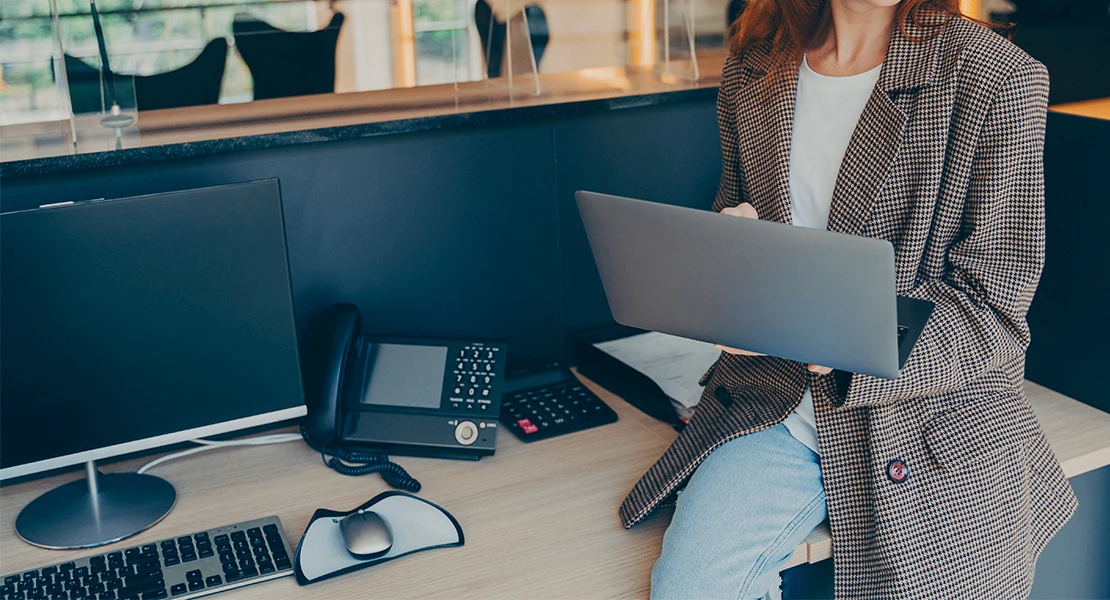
left=0, top=0, right=1105, bottom=126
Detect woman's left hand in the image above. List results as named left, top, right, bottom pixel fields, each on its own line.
left=808, top=364, right=832, bottom=375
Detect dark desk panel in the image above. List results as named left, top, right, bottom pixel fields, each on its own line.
left=553, top=101, right=721, bottom=356
left=0, top=122, right=564, bottom=368
left=1025, top=111, right=1110, bottom=413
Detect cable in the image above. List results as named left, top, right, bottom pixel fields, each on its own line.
left=299, top=425, right=422, bottom=493
left=322, top=448, right=422, bottom=493
left=135, top=427, right=421, bottom=494
left=192, top=434, right=302, bottom=446
left=136, top=433, right=303, bottom=475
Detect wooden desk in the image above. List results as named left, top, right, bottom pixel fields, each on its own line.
left=2, top=377, right=1109, bottom=598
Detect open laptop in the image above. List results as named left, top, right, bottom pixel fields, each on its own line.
left=575, top=191, right=933, bottom=380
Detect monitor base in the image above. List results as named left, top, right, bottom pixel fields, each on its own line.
left=15, top=461, right=176, bottom=549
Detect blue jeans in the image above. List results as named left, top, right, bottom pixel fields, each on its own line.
left=650, top=424, right=828, bottom=600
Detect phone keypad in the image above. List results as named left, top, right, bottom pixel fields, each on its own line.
left=450, top=345, right=501, bottom=411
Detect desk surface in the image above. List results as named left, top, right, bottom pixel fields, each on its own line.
left=2, top=376, right=1109, bottom=598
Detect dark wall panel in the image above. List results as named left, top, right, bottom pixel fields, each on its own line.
left=1025, top=113, right=1109, bottom=413
left=553, top=101, right=721, bottom=355
left=0, top=124, right=563, bottom=366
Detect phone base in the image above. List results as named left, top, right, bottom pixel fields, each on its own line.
left=339, top=437, right=488, bottom=461
left=343, top=410, right=498, bottom=460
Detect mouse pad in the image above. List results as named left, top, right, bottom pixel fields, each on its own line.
left=293, top=490, right=464, bottom=585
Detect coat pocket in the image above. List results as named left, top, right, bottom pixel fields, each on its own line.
left=922, top=395, right=1035, bottom=470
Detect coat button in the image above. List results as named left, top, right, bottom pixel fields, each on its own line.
left=714, top=386, right=732, bottom=407
left=887, top=459, right=909, bottom=484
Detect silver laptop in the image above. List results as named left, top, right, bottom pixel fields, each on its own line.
left=575, top=191, right=933, bottom=379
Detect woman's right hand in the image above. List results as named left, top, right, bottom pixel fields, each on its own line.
left=715, top=202, right=766, bottom=357
left=720, top=202, right=759, bottom=220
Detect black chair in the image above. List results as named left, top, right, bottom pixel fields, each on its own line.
left=233, top=12, right=344, bottom=100
left=474, top=0, right=548, bottom=79
left=63, top=38, right=228, bottom=114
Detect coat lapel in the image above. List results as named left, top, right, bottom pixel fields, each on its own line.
left=826, top=21, right=944, bottom=236
left=728, top=16, right=946, bottom=233
left=824, top=89, right=907, bottom=236
left=730, top=53, right=798, bottom=225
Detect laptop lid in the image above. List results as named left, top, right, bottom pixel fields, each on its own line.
left=575, top=191, right=903, bottom=379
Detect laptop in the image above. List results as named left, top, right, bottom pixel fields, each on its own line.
left=574, top=191, right=933, bottom=380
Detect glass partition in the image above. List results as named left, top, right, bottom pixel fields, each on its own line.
left=655, top=0, right=698, bottom=82
left=1, top=0, right=735, bottom=130
left=476, top=0, right=541, bottom=94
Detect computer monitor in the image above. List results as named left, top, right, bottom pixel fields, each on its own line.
left=0, top=179, right=306, bottom=549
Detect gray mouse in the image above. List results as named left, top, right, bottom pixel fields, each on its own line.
left=339, top=509, right=394, bottom=560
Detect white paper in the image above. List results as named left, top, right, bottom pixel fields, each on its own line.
left=595, top=332, right=719, bottom=409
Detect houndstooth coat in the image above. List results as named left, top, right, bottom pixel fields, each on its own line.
left=619, top=14, right=1078, bottom=598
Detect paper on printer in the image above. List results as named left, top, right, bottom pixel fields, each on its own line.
left=594, top=331, right=720, bottom=411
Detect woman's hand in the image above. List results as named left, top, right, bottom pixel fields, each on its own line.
left=718, top=202, right=833, bottom=376
left=720, top=202, right=759, bottom=219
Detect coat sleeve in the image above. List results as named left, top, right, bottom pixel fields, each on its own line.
left=711, top=55, right=743, bottom=214
left=835, top=58, right=1050, bottom=408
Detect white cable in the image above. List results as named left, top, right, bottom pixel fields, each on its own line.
left=191, top=433, right=302, bottom=446
left=136, top=433, right=303, bottom=475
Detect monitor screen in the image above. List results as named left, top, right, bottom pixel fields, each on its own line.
left=0, top=180, right=306, bottom=478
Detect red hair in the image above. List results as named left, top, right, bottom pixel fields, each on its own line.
left=729, top=0, right=987, bottom=61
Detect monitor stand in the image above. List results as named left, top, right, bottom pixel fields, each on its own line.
left=15, top=461, right=176, bottom=549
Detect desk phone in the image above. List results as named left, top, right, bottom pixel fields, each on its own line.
left=302, top=304, right=508, bottom=460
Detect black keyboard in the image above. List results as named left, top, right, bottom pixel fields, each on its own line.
left=897, top=325, right=910, bottom=345
left=1, top=516, right=293, bottom=600
left=500, top=368, right=618, bottom=442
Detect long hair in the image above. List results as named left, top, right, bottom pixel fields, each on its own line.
left=729, top=0, right=985, bottom=60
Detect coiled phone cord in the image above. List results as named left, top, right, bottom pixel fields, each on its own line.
left=300, top=425, right=422, bottom=493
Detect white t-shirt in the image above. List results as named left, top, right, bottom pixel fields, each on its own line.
left=780, top=55, right=883, bottom=455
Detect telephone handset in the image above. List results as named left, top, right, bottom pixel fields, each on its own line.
left=302, top=304, right=359, bottom=448
left=301, top=304, right=508, bottom=469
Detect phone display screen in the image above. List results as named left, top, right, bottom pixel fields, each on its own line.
left=360, top=343, right=448, bottom=409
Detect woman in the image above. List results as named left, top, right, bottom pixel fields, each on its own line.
left=620, top=0, right=1078, bottom=598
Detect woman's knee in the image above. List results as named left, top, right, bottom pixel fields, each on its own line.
left=648, top=428, right=826, bottom=599
left=650, top=491, right=771, bottom=599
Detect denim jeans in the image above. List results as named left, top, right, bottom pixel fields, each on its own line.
left=650, top=424, right=828, bottom=600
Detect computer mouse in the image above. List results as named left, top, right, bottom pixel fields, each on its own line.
left=339, top=509, right=393, bottom=560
